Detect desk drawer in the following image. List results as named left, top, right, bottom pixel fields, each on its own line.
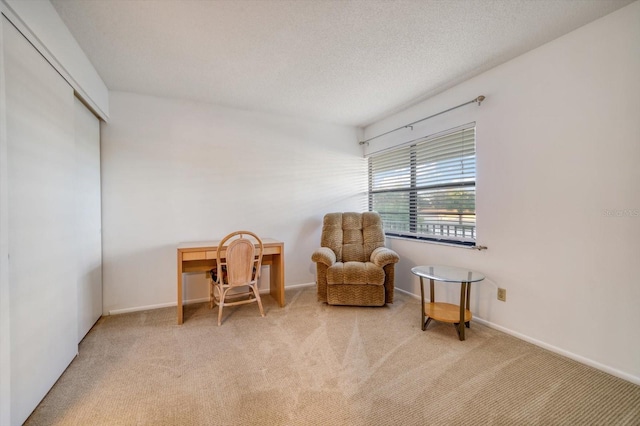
left=182, top=251, right=216, bottom=261
left=182, top=247, right=279, bottom=261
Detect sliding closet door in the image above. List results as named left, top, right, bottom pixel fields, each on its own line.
left=75, top=97, right=102, bottom=342
left=4, top=16, right=77, bottom=425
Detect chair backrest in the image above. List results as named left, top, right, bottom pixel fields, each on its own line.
left=217, top=231, right=263, bottom=287
left=320, top=212, right=386, bottom=262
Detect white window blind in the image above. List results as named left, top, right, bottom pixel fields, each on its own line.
left=368, top=123, right=476, bottom=245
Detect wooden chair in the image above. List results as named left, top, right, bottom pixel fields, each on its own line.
left=209, top=231, right=264, bottom=326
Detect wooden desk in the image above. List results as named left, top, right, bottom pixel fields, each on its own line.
left=177, top=239, right=285, bottom=324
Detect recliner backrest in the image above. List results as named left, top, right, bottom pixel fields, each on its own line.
left=321, top=212, right=386, bottom=262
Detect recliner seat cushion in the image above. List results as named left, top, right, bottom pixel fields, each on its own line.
left=326, top=261, right=385, bottom=286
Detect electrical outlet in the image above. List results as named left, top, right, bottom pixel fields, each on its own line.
left=497, top=288, right=507, bottom=302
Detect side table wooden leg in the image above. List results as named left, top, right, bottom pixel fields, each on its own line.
left=458, top=282, right=466, bottom=341
left=420, top=277, right=426, bottom=330
left=465, top=281, right=471, bottom=328
left=424, top=317, right=432, bottom=330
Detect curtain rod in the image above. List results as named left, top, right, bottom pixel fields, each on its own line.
left=359, top=95, right=485, bottom=145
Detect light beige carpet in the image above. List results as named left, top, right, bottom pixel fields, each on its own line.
left=26, top=286, right=640, bottom=425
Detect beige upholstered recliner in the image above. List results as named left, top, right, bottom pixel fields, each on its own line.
left=311, top=212, right=400, bottom=306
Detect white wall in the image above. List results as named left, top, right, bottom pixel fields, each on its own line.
left=101, top=92, right=366, bottom=314
left=364, top=1, right=640, bottom=383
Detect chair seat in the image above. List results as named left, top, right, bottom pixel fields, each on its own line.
left=210, top=265, right=257, bottom=283
left=327, top=261, right=385, bottom=286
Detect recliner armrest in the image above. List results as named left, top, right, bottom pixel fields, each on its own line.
left=311, top=247, right=336, bottom=266
left=370, top=247, right=399, bottom=267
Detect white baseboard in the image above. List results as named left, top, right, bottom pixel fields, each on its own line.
left=107, top=282, right=316, bottom=316
left=283, top=282, right=315, bottom=289
left=395, top=287, right=421, bottom=299
left=472, top=317, right=640, bottom=386
left=108, top=297, right=209, bottom=315
left=394, top=287, right=640, bottom=386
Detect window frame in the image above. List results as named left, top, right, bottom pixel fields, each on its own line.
left=367, top=123, right=477, bottom=247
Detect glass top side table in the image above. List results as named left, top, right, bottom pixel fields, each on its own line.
left=411, top=265, right=485, bottom=341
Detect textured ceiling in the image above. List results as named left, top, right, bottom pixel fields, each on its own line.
left=51, top=0, right=634, bottom=127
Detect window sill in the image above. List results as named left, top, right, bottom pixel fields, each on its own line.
left=385, top=234, right=486, bottom=250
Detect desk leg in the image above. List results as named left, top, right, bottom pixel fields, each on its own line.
left=177, top=255, right=184, bottom=325
left=269, top=252, right=285, bottom=307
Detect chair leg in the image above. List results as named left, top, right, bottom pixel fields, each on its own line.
left=217, top=288, right=227, bottom=326
left=253, top=285, right=265, bottom=317
left=209, top=280, right=214, bottom=309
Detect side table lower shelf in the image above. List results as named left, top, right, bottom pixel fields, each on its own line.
left=412, top=265, right=485, bottom=341
left=424, top=302, right=472, bottom=324
left=423, top=302, right=472, bottom=340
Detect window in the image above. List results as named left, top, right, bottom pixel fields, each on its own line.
left=368, top=123, right=476, bottom=245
